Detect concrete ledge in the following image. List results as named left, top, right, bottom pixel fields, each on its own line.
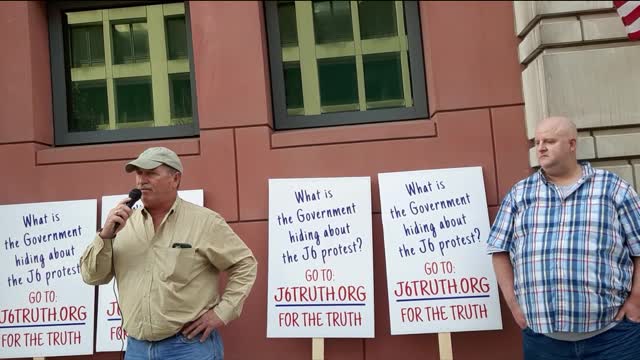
left=540, top=43, right=640, bottom=129
left=529, top=147, right=538, bottom=167
left=591, top=160, right=634, bottom=185
left=515, top=1, right=614, bottom=37
left=518, top=10, right=632, bottom=65
left=577, top=132, right=596, bottom=159
left=519, top=17, right=582, bottom=63
left=581, top=12, right=628, bottom=41
left=594, top=128, right=640, bottom=158
left=522, top=42, right=640, bottom=146
left=631, top=159, right=640, bottom=190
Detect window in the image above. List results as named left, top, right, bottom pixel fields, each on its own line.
left=69, top=80, right=108, bottom=131
left=115, top=77, right=154, bottom=125
left=70, top=25, right=105, bottom=67
left=111, top=21, right=150, bottom=64
left=166, top=16, right=188, bottom=60
left=265, top=1, right=427, bottom=130
left=169, top=73, right=192, bottom=121
left=48, top=1, right=198, bottom=145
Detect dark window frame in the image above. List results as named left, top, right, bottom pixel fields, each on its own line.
left=48, top=0, right=200, bottom=146
left=264, top=0, right=428, bottom=130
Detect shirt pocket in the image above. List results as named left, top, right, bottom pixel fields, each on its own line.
left=157, top=248, right=196, bottom=284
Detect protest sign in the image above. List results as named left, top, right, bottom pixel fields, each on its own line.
left=95, top=189, right=203, bottom=352
left=378, top=167, right=502, bottom=335
left=0, top=199, right=96, bottom=358
left=267, top=177, right=374, bottom=338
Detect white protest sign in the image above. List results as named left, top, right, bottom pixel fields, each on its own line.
left=95, top=189, right=203, bottom=352
left=267, top=177, right=374, bottom=338
left=0, top=199, right=96, bottom=358
left=378, top=167, right=502, bottom=335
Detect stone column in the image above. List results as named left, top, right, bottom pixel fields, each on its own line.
left=515, top=1, right=640, bottom=189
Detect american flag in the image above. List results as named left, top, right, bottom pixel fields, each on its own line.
left=614, top=1, right=640, bottom=40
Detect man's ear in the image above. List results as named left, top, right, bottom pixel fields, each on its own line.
left=569, top=138, right=577, bottom=151
left=173, top=172, right=182, bottom=188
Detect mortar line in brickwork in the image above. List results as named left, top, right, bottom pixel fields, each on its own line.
left=488, top=109, right=500, bottom=200
left=233, top=128, right=240, bottom=221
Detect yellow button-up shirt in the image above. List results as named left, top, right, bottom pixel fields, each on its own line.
left=80, top=197, right=257, bottom=341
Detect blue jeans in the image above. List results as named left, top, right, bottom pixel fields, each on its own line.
left=522, top=318, right=640, bottom=360
left=125, top=330, right=223, bottom=360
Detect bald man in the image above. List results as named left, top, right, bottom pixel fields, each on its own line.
left=487, top=117, right=640, bottom=359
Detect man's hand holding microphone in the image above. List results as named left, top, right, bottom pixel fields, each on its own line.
left=99, top=188, right=142, bottom=239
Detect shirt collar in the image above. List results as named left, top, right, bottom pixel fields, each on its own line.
left=537, top=162, right=594, bottom=186
left=141, top=196, right=182, bottom=218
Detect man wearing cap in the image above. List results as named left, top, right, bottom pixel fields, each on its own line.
left=80, top=147, right=257, bottom=360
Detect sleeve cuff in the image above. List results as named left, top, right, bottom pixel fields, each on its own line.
left=95, top=232, right=113, bottom=252
left=487, top=246, right=508, bottom=254
left=212, top=303, right=235, bottom=325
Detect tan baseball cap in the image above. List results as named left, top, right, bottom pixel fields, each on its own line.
left=125, top=147, right=183, bottom=173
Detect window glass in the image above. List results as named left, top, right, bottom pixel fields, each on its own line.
left=52, top=2, right=198, bottom=144
left=277, top=2, right=298, bottom=47
left=363, top=52, right=405, bottom=107
left=71, top=25, right=104, bottom=67
left=112, top=23, right=132, bottom=64
left=169, top=73, right=192, bottom=120
left=313, top=1, right=353, bottom=44
left=318, top=56, right=358, bottom=109
left=283, top=62, right=303, bottom=111
left=265, top=1, right=427, bottom=129
left=132, top=22, right=150, bottom=61
left=112, top=22, right=148, bottom=64
left=358, top=1, right=397, bottom=40
left=69, top=80, right=108, bottom=131
left=166, top=16, right=188, bottom=59
left=115, top=77, right=154, bottom=124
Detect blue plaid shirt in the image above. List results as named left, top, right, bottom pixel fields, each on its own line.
left=487, top=162, right=640, bottom=333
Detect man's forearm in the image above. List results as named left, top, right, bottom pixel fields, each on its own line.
left=493, top=252, right=528, bottom=328
left=214, top=255, right=257, bottom=324
left=630, top=257, right=640, bottom=297
left=79, top=234, right=115, bottom=285
left=492, top=252, right=518, bottom=307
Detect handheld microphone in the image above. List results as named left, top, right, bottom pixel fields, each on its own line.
left=114, top=188, right=142, bottom=232
left=125, top=188, right=142, bottom=208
